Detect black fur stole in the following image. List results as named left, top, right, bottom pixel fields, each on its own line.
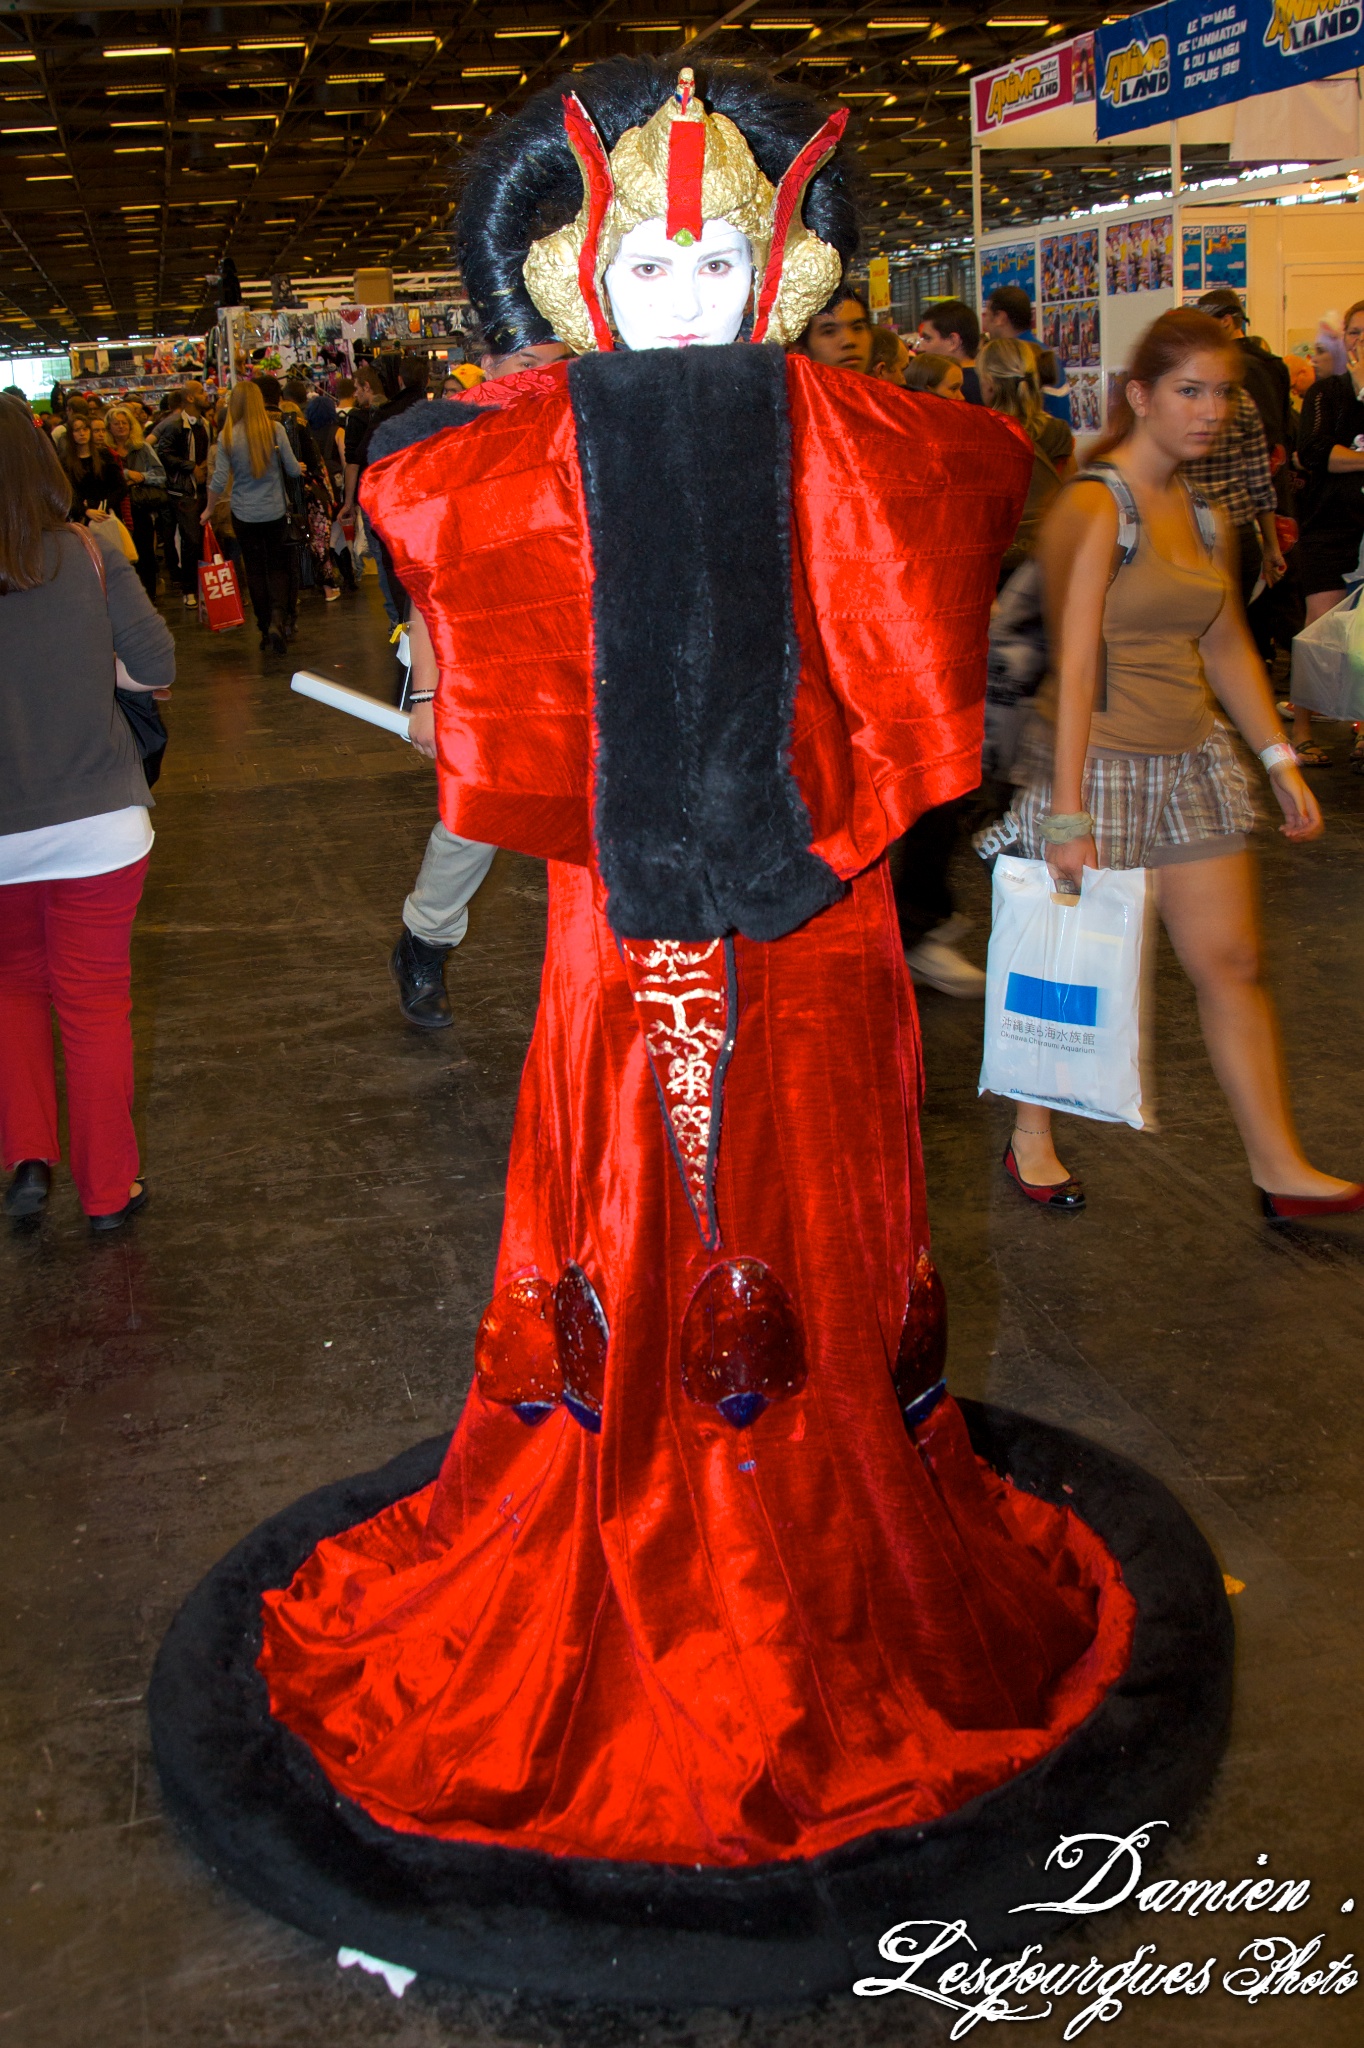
left=569, top=344, right=844, bottom=942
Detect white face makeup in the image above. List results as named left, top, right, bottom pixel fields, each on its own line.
left=603, top=216, right=753, bottom=351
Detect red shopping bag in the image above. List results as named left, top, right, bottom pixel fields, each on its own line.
left=197, top=528, right=246, bottom=632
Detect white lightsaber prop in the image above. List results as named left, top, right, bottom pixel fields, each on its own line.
left=290, top=670, right=411, bottom=740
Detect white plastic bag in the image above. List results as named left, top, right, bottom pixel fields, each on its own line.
left=1287, top=586, right=1364, bottom=721
left=979, top=856, right=1150, bottom=1129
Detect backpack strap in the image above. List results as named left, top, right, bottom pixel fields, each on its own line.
left=1185, top=483, right=1219, bottom=557
left=1080, top=460, right=1141, bottom=572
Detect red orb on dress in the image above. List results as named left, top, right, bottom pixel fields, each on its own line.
left=553, top=1262, right=608, bottom=1433
left=475, top=1272, right=563, bottom=1424
left=680, top=1258, right=807, bottom=1428
left=893, top=1247, right=947, bottom=1423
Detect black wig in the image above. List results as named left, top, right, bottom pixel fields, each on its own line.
left=454, top=56, right=861, bottom=356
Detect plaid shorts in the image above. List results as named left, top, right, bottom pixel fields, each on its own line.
left=1009, top=719, right=1255, bottom=870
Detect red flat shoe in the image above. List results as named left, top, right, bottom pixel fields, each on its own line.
left=1258, top=1183, right=1364, bottom=1221
left=1003, top=1143, right=1086, bottom=1212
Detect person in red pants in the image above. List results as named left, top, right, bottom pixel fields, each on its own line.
left=0, top=395, right=173, bottom=1232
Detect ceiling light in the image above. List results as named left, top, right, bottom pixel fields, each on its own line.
left=914, top=54, right=958, bottom=63
left=105, top=46, right=172, bottom=59
left=106, top=87, right=163, bottom=97
left=986, top=14, right=1050, bottom=23
left=749, top=18, right=816, bottom=27
left=2, top=123, right=55, bottom=133
left=181, top=46, right=232, bottom=54
left=799, top=55, right=851, bottom=64
left=239, top=39, right=306, bottom=51
left=111, top=119, right=162, bottom=127
left=115, top=146, right=161, bottom=154
left=462, top=64, right=523, bottom=76
left=370, top=30, right=441, bottom=41
left=121, top=203, right=158, bottom=210
left=493, top=25, right=563, bottom=36
left=840, top=88, right=891, bottom=96
left=27, top=172, right=73, bottom=180
left=328, top=72, right=385, bottom=83
left=228, top=163, right=257, bottom=171
left=431, top=101, right=487, bottom=110
left=867, top=15, right=931, bottom=24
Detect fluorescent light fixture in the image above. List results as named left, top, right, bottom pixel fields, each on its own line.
left=370, top=30, right=441, bottom=40
left=462, top=64, right=523, bottom=75
left=111, top=118, right=162, bottom=127
left=114, top=145, right=161, bottom=154
left=106, top=87, right=164, bottom=96
left=27, top=172, right=73, bottom=180
left=104, top=46, right=172, bottom=59
left=749, top=18, right=816, bottom=27
left=494, top=23, right=563, bottom=33
left=328, top=72, right=385, bottom=82
left=870, top=170, right=905, bottom=177
left=227, top=163, right=258, bottom=170
left=868, top=15, right=931, bottom=25
left=0, top=51, right=37, bottom=64
left=181, top=46, right=232, bottom=54
left=986, top=14, right=1050, bottom=23
left=2, top=123, right=55, bottom=133
left=120, top=203, right=158, bottom=210
left=432, top=101, right=487, bottom=110
left=238, top=39, right=306, bottom=50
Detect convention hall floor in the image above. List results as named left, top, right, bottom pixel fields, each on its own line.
left=4, top=578, right=1363, bottom=2048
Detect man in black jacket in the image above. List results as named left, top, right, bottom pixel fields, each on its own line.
left=1198, top=286, right=1292, bottom=455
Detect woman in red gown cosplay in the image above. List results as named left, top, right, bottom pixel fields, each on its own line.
left=154, top=57, right=1231, bottom=1998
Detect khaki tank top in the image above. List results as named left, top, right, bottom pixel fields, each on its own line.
left=1038, top=518, right=1227, bottom=756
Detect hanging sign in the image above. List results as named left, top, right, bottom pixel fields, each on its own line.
left=868, top=255, right=891, bottom=315
left=971, top=32, right=1096, bottom=136
left=1096, top=0, right=1364, bottom=137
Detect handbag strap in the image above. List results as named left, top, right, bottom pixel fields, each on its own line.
left=69, top=518, right=108, bottom=598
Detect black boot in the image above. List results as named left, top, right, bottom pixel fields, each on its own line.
left=390, top=928, right=453, bottom=1029
left=266, top=608, right=287, bottom=656
left=4, top=1159, right=51, bottom=1218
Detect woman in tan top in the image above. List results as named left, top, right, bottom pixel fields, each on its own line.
left=1004, top=310, right=1362, bottom=1221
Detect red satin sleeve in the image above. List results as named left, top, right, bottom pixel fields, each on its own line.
left=784, top=356, right=1032, bottom=879
left=361, top=368, right=596, bottom=865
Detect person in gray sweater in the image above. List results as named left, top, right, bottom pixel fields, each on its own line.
left=203, top=379, right=302, bottom=653
left=0, top=394, right=174, bottom=1232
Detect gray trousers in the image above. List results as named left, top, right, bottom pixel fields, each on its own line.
left=402, top=822, right=497, bottom=949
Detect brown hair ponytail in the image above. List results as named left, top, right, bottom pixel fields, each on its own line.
left=1090, top=308, right=1238, bottom=461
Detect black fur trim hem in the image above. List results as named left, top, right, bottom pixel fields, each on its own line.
left=148, top=1401, right=1232, bottom=2007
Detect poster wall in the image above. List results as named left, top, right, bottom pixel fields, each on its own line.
left=981, top=241, right=1038, bottom=303
left=1104, top=214, right=1175, bottom=295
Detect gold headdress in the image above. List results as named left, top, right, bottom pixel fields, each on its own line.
left=522, top=69, right=847, bottom=356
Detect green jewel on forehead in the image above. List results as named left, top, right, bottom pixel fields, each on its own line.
left=672, top=228, right=696, bottom=247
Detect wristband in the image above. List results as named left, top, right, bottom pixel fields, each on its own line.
left=1039, top=810, right=1095, bottom=845
left=408, top=690, right=435, bottom=704
left=1258, top=740, right=1297, bottom=774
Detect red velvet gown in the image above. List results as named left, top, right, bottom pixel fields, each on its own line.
left=258, top=356, right=1135, bottom=1865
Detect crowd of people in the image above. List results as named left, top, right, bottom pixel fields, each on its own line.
left=2, top=257, right=1363, bottom=1233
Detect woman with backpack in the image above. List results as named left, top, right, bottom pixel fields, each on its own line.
left=202, top=379, right=302, bottom=655
left=0, top=394, right=173, bottom=1231
left=979, top=336, right=1075, bottom=583
left=1000, top=309, right=1360, bottom=1220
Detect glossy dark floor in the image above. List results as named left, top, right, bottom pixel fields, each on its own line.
left=4, top=579, right=1363, bottom=2048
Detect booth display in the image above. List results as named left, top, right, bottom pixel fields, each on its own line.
left=969, top=20, right=1364, bottom=435
left=218, top=299, right=474, bottom=384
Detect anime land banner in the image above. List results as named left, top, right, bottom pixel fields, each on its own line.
left=971, top=31, right=1095, bottom=136
left=1096, top=0, right=1364, bottom=138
